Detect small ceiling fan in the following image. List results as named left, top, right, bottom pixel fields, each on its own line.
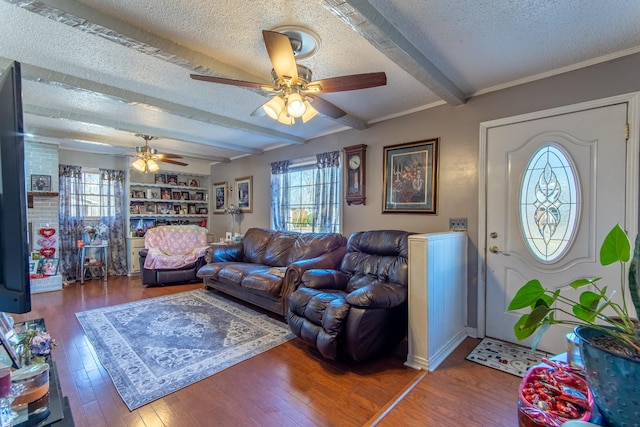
left=190, top=30, right=387, bottom=125
left=131, top=134, right=188, bottom=173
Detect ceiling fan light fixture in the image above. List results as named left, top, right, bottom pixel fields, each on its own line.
left=132, top=158, right=146, bottom=172
left=277, top=111, right=295, bottom=125
left=146, top=159, right=160, bottom=172
left=263, top=96, right=286, bottom=120
left=286, top=93, right=306, bottom=117
left=301, top=100, right=318, bottom=123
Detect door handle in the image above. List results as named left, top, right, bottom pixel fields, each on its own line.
left=489, top=245, right=501, bottom=254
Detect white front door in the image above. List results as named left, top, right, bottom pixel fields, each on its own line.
left=484, top=102, right=630, bottom=354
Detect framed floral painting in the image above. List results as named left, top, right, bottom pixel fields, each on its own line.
left=382, top=138, right=439, bottom=214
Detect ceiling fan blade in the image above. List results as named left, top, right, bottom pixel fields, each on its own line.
left=306, top=72, right=387, bottom=94
left=263, top=30, right=298, bottom=83
left=306, top=95, right=347, bottom=119
left=155, top=153, right=183, bottom=159
left=160, top=159, right=189, bottom=167
left=190, top=74, right=274, bottom=90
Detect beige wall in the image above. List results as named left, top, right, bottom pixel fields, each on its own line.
left=209, top=52, right=640, bottom=328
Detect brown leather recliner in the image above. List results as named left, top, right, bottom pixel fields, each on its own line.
left=287, top=230, right=413, bottom=362
left=139, top=251, right=206, bottom=286
left=138, top=225, right=210, bottom=286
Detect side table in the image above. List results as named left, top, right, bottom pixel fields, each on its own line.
left=78, top=244, right=108, bottom=284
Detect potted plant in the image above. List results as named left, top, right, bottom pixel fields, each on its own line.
left=508, top=224, right=640, bottom=427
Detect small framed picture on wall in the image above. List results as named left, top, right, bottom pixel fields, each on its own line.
left=213, top=182, right=227, bottom=214
left=235, top=176, right=253, bottom=213
left=31, top=175, right=51, bottom=192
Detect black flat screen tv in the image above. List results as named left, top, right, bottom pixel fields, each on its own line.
left=0, top=61, right=31, bottom=314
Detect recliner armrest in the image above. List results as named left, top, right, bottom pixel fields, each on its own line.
left=286, top=246, right=347, bottom=286
left=300, top=269, right=349, bottom=290
left=139, top=249, right=148, bottom=258
left=345, top=282, right=407, bottom=309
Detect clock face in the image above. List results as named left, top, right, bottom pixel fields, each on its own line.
left=349, top=155, right=361, bottom=170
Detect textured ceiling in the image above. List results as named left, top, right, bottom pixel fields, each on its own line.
left=2, top=0, right=640, bottom=166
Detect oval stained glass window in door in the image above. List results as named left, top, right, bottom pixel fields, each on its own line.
left=520, top=144, right=579, bottom=262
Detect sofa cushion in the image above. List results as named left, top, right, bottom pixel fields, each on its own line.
left=197, top=262, right=226, bottom=278
left=264, top=231, right=299, bottom=266
left=241, top=271, right=285, bottom=297
left=287, top=233, right=346, bottom=265
left=217, top=263, right=270, bottom=286
left=241, top=228, right=273, bottom=264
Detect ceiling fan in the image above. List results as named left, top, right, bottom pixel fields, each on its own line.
left=190, top=30, right=387, bottom=125
left=131, top=134, right=188, bottom=173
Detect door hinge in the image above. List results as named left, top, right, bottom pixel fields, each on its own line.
left=625, top=123, right=630, bottom=140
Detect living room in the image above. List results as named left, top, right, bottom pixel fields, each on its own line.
left=11, top=51, right=639, bottom=426
left=4, top=1, right=640, bottom=426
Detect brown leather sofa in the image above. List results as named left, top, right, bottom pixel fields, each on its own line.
left=196, top=227, right=347, bottom=316
left=287, top=230, right=414, bottom=362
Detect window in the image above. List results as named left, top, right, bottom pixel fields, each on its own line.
left=70, top=169, right=118, bottom=220
left=270, top=151, right=341, bottom=233
left=519, top=144, right=579, bottom=262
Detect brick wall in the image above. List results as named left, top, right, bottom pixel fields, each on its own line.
left=25, top=141, right=62, bottom=293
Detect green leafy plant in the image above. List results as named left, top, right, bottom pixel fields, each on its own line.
left=508, top=224, right=640, bottom=355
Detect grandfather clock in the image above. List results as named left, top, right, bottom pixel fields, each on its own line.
left=343, top=144, right=367, bottom=205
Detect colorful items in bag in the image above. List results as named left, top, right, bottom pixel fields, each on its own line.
left=518, top=358, right=593, bottom=427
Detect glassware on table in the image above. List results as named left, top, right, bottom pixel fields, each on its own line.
left=0, top=366, right=25, bottom=427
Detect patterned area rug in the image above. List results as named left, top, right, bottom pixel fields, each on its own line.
left=466, top=337, right=551, bottom=377
left=76, top=289, right=294, bottom=410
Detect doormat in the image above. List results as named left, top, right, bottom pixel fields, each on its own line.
left=465, top=337, right=551, bottom=377
left=76, top=289, right=294, bottom=410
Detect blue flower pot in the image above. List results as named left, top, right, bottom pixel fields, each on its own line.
left=575, top=325, right=640, bottom=427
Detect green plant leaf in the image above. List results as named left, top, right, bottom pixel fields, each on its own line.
left=523, top=304, right=550, bottom=329
left=579, top=291, right=602, bottom=308
left=544, top=290, right=559, bottom=307
left=573, top=304, right=597, bottom=322
left=600, top=224, right=631, bottom=265
left=508, top=280, right=545, bottom=310
left=570, top=277, right=600, bottom=289
left=514, top=315, right=535, bottom=340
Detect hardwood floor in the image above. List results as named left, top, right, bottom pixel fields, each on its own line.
left=12, top=276, right=522, bottom=426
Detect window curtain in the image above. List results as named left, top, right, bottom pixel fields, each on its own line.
left=314, top=151, right=341, bottom=233
left=270, top=160, right=290, bottom=230
left=99, top=169, right=128, bottom=276
left=58, top=165, right=84, bottom=281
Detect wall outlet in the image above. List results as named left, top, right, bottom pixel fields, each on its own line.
left=449, top=218, right=467, bottom=231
